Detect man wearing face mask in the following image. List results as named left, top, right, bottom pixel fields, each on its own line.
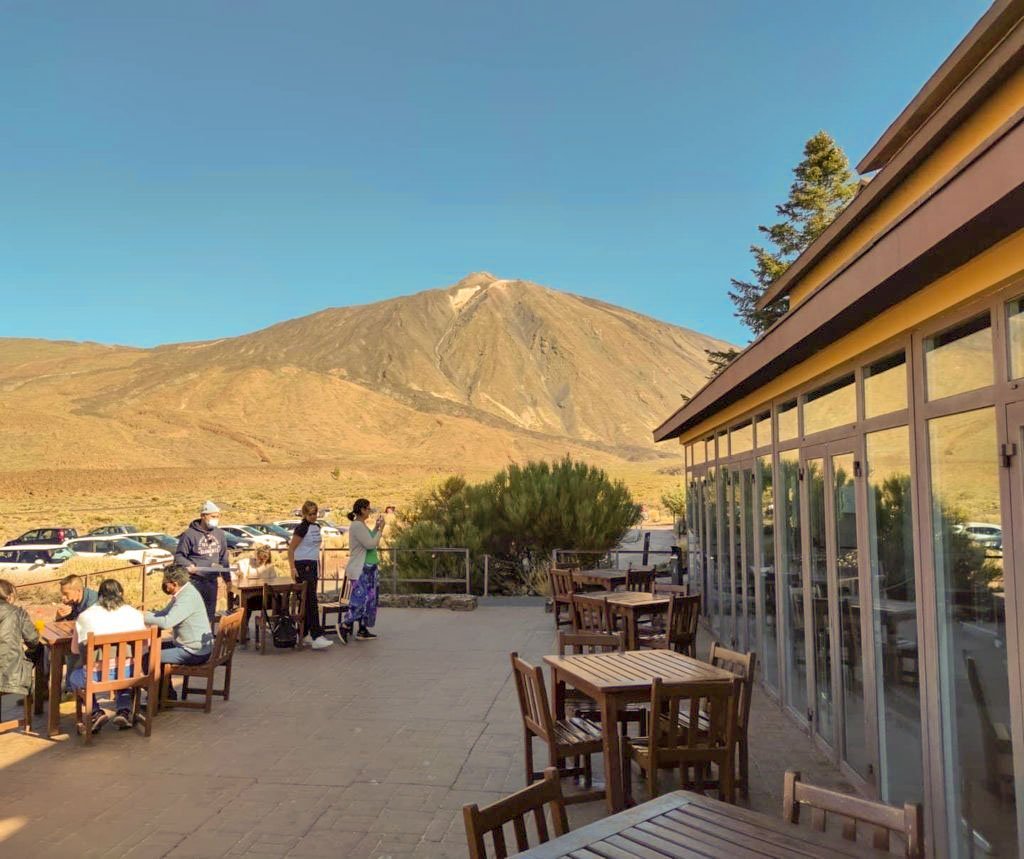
left=144, top=567, right=212, bottom=670
left=174, top=500, right=234, bottom=623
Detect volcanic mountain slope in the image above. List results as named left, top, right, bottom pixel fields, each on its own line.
left=0, top=273, right=731, bottom=471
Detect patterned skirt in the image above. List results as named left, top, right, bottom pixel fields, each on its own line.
left=344, top=564, right=379, bottom=628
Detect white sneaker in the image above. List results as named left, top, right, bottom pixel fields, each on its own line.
left=311, top=636, right=333, bottom=650
left=302, top=634, right=314, bottom=646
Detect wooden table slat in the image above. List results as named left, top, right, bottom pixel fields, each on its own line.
left=639, top=817, right=787, bottom=858
left=603, top=832, right=692, bottom=858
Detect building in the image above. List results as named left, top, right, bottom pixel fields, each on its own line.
left=653, top=2, right=1024, bottom=856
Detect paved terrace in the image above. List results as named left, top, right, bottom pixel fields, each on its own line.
left=0, top=602, right=852, bottom=858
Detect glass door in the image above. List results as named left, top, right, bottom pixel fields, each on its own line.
left=803, top=449, right=834, bottom=751
left=726, top=461, right=756, bottom=651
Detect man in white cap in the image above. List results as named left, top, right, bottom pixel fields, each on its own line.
left=174, top=500, right=234, bottom=622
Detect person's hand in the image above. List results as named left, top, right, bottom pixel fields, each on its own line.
left=55, top=604, right=71, bottom=620
left=186, top=564, right=197, bottom=573
left=290, top=567, right=299, bottom=583
left=375, top=515, right=385, bottom=530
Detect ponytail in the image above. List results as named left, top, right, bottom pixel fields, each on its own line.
left=348, top=498, right=371, bottom=521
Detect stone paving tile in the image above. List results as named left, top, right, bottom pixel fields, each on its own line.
left=0, top=604, right=854, bottom=857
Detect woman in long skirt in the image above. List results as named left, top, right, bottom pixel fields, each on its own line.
left=338, top=498, right=384, bottom=642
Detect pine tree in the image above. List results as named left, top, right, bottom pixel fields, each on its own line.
left=711, top=131, right=858, bottom=376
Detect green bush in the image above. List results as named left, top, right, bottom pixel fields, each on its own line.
left=394, top=457, right=641, bottom=594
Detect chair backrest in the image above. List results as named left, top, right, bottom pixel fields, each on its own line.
left=650, top=676, right=741, bottom=800
left=782, top=770, right=923, bottom=858
left=210, top=608, right=245, bottom=664
left=653, top=583, right=689, bottom=596
left=667, top=595, right=702, bottom=645
left=708, top=642, right=757, bottom=732
left=263, top=582, right=307, bottom=622
left=510, top=652, right=555, bottom=743
left=83, top=626, right=158, bottom=697
left=463, top=767, right=569, bottom=859
left=570, top=594, right=609, bottom=633
left=549, top=568, right=577, bottom=599
left=557, top=630, right=625, bottom=656
left=341, top=578, right=354, bottom=601
left=965, top=654, right=998, bottom=740
left=625, top=568, right=656, bottom=592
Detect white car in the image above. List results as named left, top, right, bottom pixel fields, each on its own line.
left=123, top=532, right=181, bottom=555
left=65, top=536, right=174, bottom=568
left=0, top=544, right=75, bottom=574
left=274, top=519, right=346, bottom=537
left=222, top=525, right=286, bottom=549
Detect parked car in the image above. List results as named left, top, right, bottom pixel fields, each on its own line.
left=6, top=526, right=79, bottom=546
left=247, top=523, right=294, bottom=542
left=223, top=531, right=254, bottom=551
left=0, top=545, right=76, bottom=573
left=222, top=525, right=286, bottom=549
left=956, top=522, right=1002, bottom=551
left=65, top=537, right=173, bottom=568
left=87, top=524, right=141, bottom=537
left=123, top=532, right=180, bottom=555
left=274, top=519, right=346, bottom=537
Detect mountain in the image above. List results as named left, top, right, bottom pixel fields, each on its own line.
left=0, top=273, right=730, bottom=472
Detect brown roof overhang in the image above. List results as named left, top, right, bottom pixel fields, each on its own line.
left=754, top=3, right=1024, bottom=313
left=654, top=110, right=1024, bottom=443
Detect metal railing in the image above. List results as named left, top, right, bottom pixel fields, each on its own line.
left=11, top=561, right=163, bottom=610
left=551, top=547, right=676, bottom=570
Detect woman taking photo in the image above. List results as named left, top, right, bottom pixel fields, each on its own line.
left=288, top=500, right=333, bottom=650
left=339, top=498, right=383, bottom=643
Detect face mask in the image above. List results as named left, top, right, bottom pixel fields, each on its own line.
left=206, top=517, right=220, bottom=529
left=162, top=582, right=174, bottom=595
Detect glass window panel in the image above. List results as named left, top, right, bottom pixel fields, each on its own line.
left=779, top=450, right=805, bottom=715
left=803, top=374, right=856, bottom=436
left=755, top=410, right=773, bottom=449
left=806, top=458, right=834, bottom=744
left=929, top=407, right=1016, bottom=855
left=925, top=314, right=993, bottom=401
left=865, top=425, right=922, bottom=806
left=731, top=420, right=753, bottom=455
left=1007, top=296, right=1024, bottom=380
left=742, top=465, right=755, bottom=652
left=717, top=431, right=727, bottom=460
left=778, top=400, right=798, bottom=442
left=692, top=441, right=705, bottom=466
left=718, top=464, right=732, bottom=636
left=758, top=455, right=779, bottom=692
left=705, top=467, right=719, bottom=625
left=864, top=352, right=908, bottom=418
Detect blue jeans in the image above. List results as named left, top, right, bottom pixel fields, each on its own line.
left=160, top=639, right=208, bottom=665
left=69, top=666, right=133, bottom=712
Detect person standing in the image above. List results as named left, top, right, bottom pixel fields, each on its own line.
left=338, top=498, right=383, bottom=643
left=288, top=500, right=333, bottom=650
left=175, top=500, right=235, bottom=623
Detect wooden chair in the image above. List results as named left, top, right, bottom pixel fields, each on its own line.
left=965, top=653, right=1014, bottom=802
left=463, top=767, right=569, bottom=858
left=638, top=594, right=701, bottom=656
left=557, top=631, right=646, bottom=736
left=622, top=677, right=741, bottom=805
left=570, top=593, right=610, bottom=634
left=319, top=578, right=354, bottom=636
left=549, top=568, right=578, bottom=629
left=74, top=626, right=158, bottom=745
left=160, top=608, right=244, bottom=713
left=708, top=642, right=757, bottom=797
left=625, top=568, right=657, bottom=592
left=782, top=770, right=924, bottom=858
left=0, top=692, right=33, bottom=735
left=509, top=652, right=604, bottom=805
left=255, top=582, right=306, bottom=654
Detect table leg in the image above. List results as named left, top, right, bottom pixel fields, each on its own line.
left=550, top=668, right=566, bottom=720
left=33, top=648, right=46, bottom=716
left=45, top=642, right=67, bottom=738
left=599, top=692, right=625, bottom=813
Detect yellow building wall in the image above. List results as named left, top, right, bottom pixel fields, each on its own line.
left=679, top=227, right=1024, bottom=445
left=787, top=65, right=1024, bottom=309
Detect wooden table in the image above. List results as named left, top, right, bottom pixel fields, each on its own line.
left=516, top=789, right=886, bottom=857
left=544, top=650, right=736, bottom=813
left=572, top=569, right=627, bottom=591
left=606, top=592, right=670, bottom=649
left=33, top=620, right=74, bottom=738
left=232, top=575, right=302, bottom=646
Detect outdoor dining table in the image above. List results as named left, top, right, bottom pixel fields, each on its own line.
left=231, top=574, right=303, bottom=646
left=33, top=619, right=74, bottom=739
left=515, top=789, right=887, bottom=858
left=572, top=569, right=627, bottom=591
left=575, top=591, right=671, bottom=649
left=544, top=649, right=736, bottom=813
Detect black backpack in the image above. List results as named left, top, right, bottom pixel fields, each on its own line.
left=269, top=614, right=298, bottom=648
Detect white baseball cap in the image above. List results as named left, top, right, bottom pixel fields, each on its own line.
left=200, top=500, right=221, bottom=515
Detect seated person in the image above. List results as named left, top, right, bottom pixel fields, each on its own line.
left=145, top=567, right=212, bottom=665
left=55, top=574, right=99, bottom=621
left=233, top=546, right=277, bottom=617
left=0, top=580, right=40, bottom=710
left=70, top=578, right=146, bottom=733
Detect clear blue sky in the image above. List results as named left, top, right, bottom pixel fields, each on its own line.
left=0, top=1, right=990, bottom=348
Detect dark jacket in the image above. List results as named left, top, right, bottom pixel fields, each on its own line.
left=66, top=587, right=99, bottom=621
left=174, top=520, right=230, bottom=582
left=0, top=601, right=39, bottom=696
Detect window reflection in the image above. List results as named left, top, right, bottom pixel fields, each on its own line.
left=865, top=425, right=922, bottom=805
left=706, top=467, right=719, bottom=629
left=759, top=455, right=779, bottom=692
left=803, top=374, right=856, bottom=436
left=779, top=450, right=805, bottom=715
left=756, top=410, right=773, bottom=449
left=864, top=352, right=908, bottom=418
left=930, top=408, right=1015, bottom=855
left=925, top=314, right=993, bottom=401
left=807, top=458, right=834, bottom=744
left=1007, top=297, right=1024, bottom=380
left=778, top=400, right=798, bottom=442
left=731, top=420, right=753, bottom=455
